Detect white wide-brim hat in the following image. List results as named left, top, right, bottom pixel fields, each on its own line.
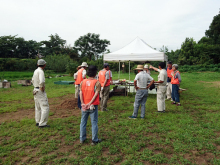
left=37, top=59, right=46, bottom=65
left=144, top=64, right=148, bottom=69
left=81, top=62, right=88, bottom=67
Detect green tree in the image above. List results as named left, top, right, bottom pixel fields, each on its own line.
left=159, top=45, right=169, bottom=53
left=205, top=14, right=220, bottom=44
left=0, top=35, right=17, bottom=58
left=60, top=44, right=79, bottom=60
left=0, top=35, right=41, bottom=58
left=15, top=38, right=41, bottom=58
left=74, top=33, right=110, bottom=61
left=167, top=49, right=180, bottom=64
left=41, top=33, right=66, bottom=56
left=178, top=38, right=196, bottom=65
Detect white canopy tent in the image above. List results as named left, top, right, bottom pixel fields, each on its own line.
left=103, top=37, right=168, bottom=80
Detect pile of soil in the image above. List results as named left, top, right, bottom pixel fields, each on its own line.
left=0, top=94, right=82, bottom=123
left=56, top=98, right=78, bottom=110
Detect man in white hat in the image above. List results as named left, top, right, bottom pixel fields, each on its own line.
left=144, top=64, right=151, bottom=75
left=32, top=59, right=50, bottom=128
left=75, top=62, right=88, bottom=109
left=129, top=65, right=154, bottom=119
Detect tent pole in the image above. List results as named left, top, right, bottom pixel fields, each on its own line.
left=129, top=61, right=130, bottom=81
left=118, top=61, right=120, bottom=79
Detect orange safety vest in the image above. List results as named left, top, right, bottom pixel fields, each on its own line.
left=171, top=71, right=180, bottom=84
left=81, top=79, right=99, bottom=105
left=75, top=68, right=84, bottom=85
left=167, top=68, right=173, bottom=78
left=98, top=70, right=110, bottom=87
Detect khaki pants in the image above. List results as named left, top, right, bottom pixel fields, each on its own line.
left=75, top=85, right=79, bottom=98
left=157, top=86, right=166, bottom=112
left=100, top=86, right=110, bottom=111
left=34, top=90, right=50, bottom=126
left=166, top=82, right=172, bottom=99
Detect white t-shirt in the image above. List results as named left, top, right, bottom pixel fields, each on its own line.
left=157, top=69, right=167, bottom=86
left=134, top=71, right=154, bottom=88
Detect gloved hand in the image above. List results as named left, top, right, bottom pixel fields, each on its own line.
left=101, top=87, right=103, bottom=91
left=90, top=104, right=95, bottom=110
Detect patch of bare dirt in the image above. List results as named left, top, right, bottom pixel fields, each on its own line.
left=183, top=150, right=215, bottom=165
left=198, top=81, right=220, bottom=88
left=0, top=94, right=80, bottom=123
left=102, top=148, right=109, bottom=157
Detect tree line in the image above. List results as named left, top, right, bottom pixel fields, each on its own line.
left=165, top=13, right=220, bottom=65
left=0, top=33, right=110, bottom=61
left=0, top=13, right=220, bottom=72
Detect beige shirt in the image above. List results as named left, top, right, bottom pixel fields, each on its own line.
left=32, top=67, right=45, bottom=88
left=157, top=69, right=167, bottom=86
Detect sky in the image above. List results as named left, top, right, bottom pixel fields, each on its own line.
left=0, top=0, right=219, bottom=52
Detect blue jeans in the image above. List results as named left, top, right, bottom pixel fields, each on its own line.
left=133, top=89, right=148, bottom=118
left=80, top=105, right=98, bottom=142
left=172, top=84, right=180, bottom=102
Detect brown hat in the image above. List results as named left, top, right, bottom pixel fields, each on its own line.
left=134, top=65, right=144, bottom=70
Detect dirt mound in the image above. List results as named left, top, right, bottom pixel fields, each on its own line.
left=57, top=98, right=78, bottom=110
left=0, top=94, right=81, bottom=123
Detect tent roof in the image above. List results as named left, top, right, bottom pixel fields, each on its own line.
left=104, top=37, right=167, bottom=62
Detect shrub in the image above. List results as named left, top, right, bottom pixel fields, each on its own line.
left=44, top=54, right=72, bottom=72
left=66, top=62, right=79, bottom=76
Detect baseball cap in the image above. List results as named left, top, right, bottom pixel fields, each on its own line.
left=37, top=59, right=46, bottom=65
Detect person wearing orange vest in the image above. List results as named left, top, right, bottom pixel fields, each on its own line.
left=98, top=63, right=111, bottom=111
left=75, top=62, right=88, bottom=109
left=79, top=65, right=102, bottom=145
left=166, top=61, right=173, bottom=100
left=171, top=64, right=182, bottom=106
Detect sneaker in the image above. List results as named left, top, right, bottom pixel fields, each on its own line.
left=36, top=123, right=39, bottom=126
left=171, top=102, right=176, bottom=105
left=128, top=116, right=137, bottom=119
left=176, top=103, right=181, bottom=106
left=91, top=139, right=102, bottom=145
left=80, top=139, right=87, bottom=144
left=39, top=125, right=50, bottom=128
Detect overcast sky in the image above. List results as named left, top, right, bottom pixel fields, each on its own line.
left=0, top=0, right=219, bottom=52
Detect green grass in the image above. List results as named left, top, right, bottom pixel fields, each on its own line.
left=0, top=71, right=220, bottom=164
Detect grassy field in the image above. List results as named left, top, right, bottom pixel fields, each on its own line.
left=0, top=71, right=220, bottom=164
